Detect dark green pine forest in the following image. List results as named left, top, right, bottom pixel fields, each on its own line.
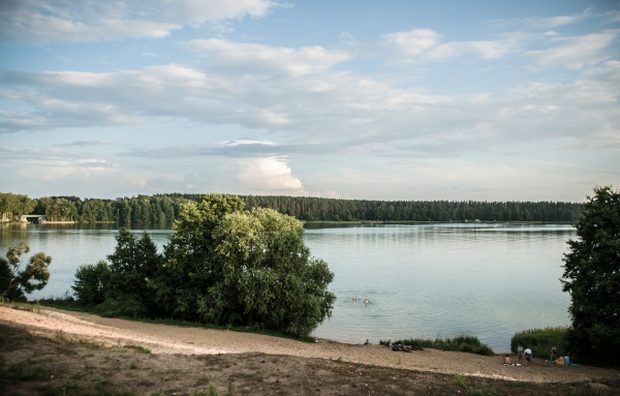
left=1, top=192, right=582, bottom=226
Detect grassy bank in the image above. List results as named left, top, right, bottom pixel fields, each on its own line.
left=32, top=298, right=316, bottom=343
left=511, top=327, right=569, bottom=360
left=380, top=335, right=495, bottom=356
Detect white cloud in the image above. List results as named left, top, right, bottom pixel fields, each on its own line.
left=238, top=157, right=304, bottom=194
left=188, top=38, right=351, bottom=76
left=527, top=30, right=619, bottom=69
left=485, top=9, right=591, bottom=30
left=384, top=28, right=515, bottom=62
left=383, top=29, right=439, bottom=57
left=0, top=0, right=275, bottom=43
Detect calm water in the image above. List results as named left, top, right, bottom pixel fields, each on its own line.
left=0, top=222, right=574, bottom=352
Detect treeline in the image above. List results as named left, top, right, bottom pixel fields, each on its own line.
left=243, top=196, right=582, bottom=223
left=1, top=192, right=583, bottom=225
left=0, top=193, right=36, bottom=222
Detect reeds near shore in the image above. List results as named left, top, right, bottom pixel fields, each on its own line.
left=511, top=327, right=569, bottom=359
left=380, top=335, right=495, bottom=356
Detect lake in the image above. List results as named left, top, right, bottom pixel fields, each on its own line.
left=0, top=222, right=574, bottom=352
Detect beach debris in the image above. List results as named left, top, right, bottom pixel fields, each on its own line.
left=391, top=342, right=413, bottom=352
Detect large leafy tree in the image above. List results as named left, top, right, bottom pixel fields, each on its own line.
left=105, top=229, right=162, bottom=317
left=157, top=194, right=335, bottom=337
left=562, top=186, right=620, bottom=364
left=1, top=243, right=52, bottom=300
left=154, top=194, right=246, bottom=319
left=73, top=229, right=162, bottom=317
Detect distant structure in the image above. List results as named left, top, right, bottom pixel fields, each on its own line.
left=19, top=215, right=46, bottom=224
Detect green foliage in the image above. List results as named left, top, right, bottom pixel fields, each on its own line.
left=72, top=230, right=162, bottom=318
left=122, top=344, right=151, bottom=354
left=510, top=327, right=568, bottom=358
left=1, top=243, right=52, bottom=301
left=396, top=335, right=494, bottom=356
left=158, top=195, right=335, bottom=337
left=562, top=186, right=620, bottom=364
left=70, top=194, right=335, bottom=338
left=452, top=374, right=499, bottom=396
left=73, top=261, right=110, bottom=306
left=3, top=191, right=583, bottom=225
left=105, top=229, right=162, bottom=317
left=0, top=192, right=35, bottom=221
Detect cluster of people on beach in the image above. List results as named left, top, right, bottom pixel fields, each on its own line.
left=503, top=345, right=571, bottom=367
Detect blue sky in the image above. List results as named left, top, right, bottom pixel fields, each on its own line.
left=1, top=0, right=619, bottom=201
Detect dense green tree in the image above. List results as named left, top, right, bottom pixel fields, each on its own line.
left=0, top=193, right=35, bottom=221
left=103, top=229, right=162, bottom=317
left=36, top=197, right=78, bottom=221
left=562, top=186, right=620, bottom=364
left=0, top=243, right=52, bottom=301
left=154, top=195, right=246, bottom=319
left=211, top=207, right=335, bottom=336
left=72, top=260, right=110, bottom=306
left=155, top=195, right=335, bottom=336
left=72, top=230, right=162, bottom=317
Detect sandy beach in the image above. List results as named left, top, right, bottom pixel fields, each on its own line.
left=1, top=305, right=618, bottom=387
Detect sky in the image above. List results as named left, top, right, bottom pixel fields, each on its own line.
left=1, top=0, right=619, bottom=201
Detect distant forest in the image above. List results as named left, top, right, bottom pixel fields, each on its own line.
left=1, top=192, right=583, bottom=226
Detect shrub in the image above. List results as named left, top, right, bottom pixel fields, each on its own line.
left=395, top=335, right=494, bottom=356
left=510, top=327, right=569, bottom=359
left=73, top=261, right=110, bottom=306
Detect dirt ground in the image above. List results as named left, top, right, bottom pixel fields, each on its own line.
left=1, top=305, right=619, bottom=395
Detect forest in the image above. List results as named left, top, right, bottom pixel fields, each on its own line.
left=1, top=192, right=583, bottom=226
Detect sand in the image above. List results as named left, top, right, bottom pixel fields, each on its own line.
left=1, top=305, right=618, bottom=385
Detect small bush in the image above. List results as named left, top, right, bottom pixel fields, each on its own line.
left=94, top=296, right=148, bottom=318
left=510, top=327, right=569, bottom=359
left=395, top=335, right=494, bottom=356
left=123, top=344, right=151, bottom=354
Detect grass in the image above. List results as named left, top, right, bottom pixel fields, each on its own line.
left=452, top=374, right=500, bottom=396
left=122, top=344, right=151, bottom=354
left=392, top=335, right=495, bottom=356
left=511, top=327, right=569, bottom=359
left=190, top=381, right=234, bottom=396
left=35, top=297, right=317, bottom=343
left=0, top=299, right=41, bottom=313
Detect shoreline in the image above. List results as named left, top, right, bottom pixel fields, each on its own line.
left=1, top=304, right=618, bottom=385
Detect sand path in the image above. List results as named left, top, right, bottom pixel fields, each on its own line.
left=1, top=305, right=618, bottom=384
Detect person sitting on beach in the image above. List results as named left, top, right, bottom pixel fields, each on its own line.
left=550, top=346, right=557, bottom=362
left=503, top=354, right=512, bottom=365
left=524, top=347, right=533, bottom=364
